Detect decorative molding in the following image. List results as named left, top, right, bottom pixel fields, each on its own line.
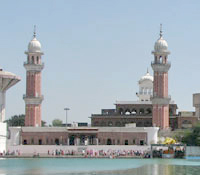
left=23, top=95, right=44, bottom=105
left=24, top=63, right=44, bottom=72
left=151, top=62, right=171, bottom=72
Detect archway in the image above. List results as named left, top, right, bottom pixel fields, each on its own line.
left=107, top=138, right=112, bottom=145
left=69, top=136, right=75, bottom=145
left=55, top=138, right=59, bottom=145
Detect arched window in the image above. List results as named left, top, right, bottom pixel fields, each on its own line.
left=125, top=109, right=131, bottom=115
left=118, top=108, right=124, bottom=115
left=124, top=140, right=128, bottom=145
left=139, top=109, right=145, bottom=115
left=131, top=109, right=137, bottom=115
left=107, top=138, right=112, bottom=145
left=146, top=108, right=152, bottom=114
left=55, top=138, right=59, bottom=145
left=23, top=139, right=27, bottom=145
left=37, top=56, right=39, bottom=64
left=31, top=56, right=34, bottom=63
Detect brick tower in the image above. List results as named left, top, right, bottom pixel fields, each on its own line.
left=23, top=27, right=44, bottom=127
left=151, top=25, right=171, bottom=129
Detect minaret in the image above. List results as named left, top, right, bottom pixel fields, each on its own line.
left=151, top=24, right=171, bottom=129
left=23, top=26, right=44, bottom=127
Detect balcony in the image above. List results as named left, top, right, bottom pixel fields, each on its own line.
left=24, top=62, right=44, bottom=72
left=23, top=95, right=44, bottom=105
left=151, top=61, right=171, bottom=72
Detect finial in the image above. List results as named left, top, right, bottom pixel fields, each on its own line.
left=160, top=24, right=163, bottom=38
left=33, top=25, right=36, bottom=38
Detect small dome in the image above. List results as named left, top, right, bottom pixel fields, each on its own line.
left=139, top=71, right=153, bottom=82
left=154, top=37, right=168, bottom=53
left=28, top=37, right=42, bottom=53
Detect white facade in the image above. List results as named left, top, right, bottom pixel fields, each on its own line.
left=137, top=70, right=153, bottom=102
left=0, top=123, right=7, bottom=153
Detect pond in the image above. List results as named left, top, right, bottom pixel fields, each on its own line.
left=0, top=158, right=200, bottom=175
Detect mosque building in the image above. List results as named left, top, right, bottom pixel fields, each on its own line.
left=91, top=26, right=199, bottom=130
left=6, top=26, right=200, bottom=148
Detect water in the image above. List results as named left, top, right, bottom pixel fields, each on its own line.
left=0, top=158, right=200, bottom=175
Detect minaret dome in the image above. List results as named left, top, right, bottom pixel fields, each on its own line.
left=28, top=26, right=42, bottom=53
left=153, top=24, right=169, bottom=53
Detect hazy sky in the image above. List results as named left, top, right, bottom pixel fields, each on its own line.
left=1, top=0, right=200, bottom=124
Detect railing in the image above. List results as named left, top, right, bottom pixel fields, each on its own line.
left=151, top=61, right=171, bottom=65
left=23, top=94, right=44, bottom=99
left=24, top=62, right=44, bottom=66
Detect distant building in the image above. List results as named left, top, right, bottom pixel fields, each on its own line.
left=8, top=125, right=159, bottom=146
left=91, top=27, right=199, bottom=130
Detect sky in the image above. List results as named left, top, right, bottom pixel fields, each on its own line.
left=1, top=0, right=200, bottom=124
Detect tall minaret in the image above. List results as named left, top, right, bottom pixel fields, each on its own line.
left=23, top=26, right=44, bottom=127
left=151, top=24, right=171, bottom=129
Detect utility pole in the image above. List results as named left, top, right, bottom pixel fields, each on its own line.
left=64, top=108, right=70, bottom=127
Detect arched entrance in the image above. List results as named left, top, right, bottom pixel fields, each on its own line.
left=55, top=138, right=59, bottom=145
left=107, top=138, right=112, bottom=145
left=69, top=135, right=75, bottom=145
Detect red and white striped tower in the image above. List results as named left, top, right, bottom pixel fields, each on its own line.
left=23, top=26, right=44, bottom=127
left=151, top=25, right=171, bottom=129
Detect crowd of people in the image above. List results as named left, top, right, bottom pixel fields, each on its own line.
left=47, top=149, right=151, bottom=158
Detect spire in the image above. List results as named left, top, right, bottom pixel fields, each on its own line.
left=33, top=25, right=36, bottom=38
left=147, top=68, right=149, bottom=74
left=160, top=24, right=163, bottom=38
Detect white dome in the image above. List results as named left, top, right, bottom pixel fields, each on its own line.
left=28, top=37, right=42, bottom=53
left=154, top=37, right=168, bottom=53
left=139, top=71, right=153, bottom=82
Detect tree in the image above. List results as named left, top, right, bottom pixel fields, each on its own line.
left=52, top=119, right=63, bottom=127
left=181, top=122, right=200, bottom=146
left=4, top=114, right=47, bottom=127
left=4, top=114, right=25, bottom=127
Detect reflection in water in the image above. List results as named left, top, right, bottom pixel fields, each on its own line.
left=0, top=158, right=200, bottom=175
left=89, top=164, right=200, bottom=175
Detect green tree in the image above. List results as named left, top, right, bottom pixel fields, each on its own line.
left=52, top=119, right=63, bottom=127
left=4, top=114, right=25, bottom=127
left=4, top=114, right=47, bottom=127
left=181, top=122, right=200, bottom=146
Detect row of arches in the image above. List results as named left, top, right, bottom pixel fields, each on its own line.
left=93, top=120, right=152, bottom=127
left=118, top=108, right=152, bottom=115
left=28, top=55, right=40, bottom=64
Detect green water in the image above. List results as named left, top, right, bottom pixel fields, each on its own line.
left=0, top=158, right=200, bottom=175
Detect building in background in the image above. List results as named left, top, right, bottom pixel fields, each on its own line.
left=91, top=28, right=199, bottom=130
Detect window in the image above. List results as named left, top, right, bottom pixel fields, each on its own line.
left=117, top=140, right=120, bottom=145
left=39, top=139, right=42, bottom=145
left=125, top=140, right=128, bottom=145
left=46, top=138, right=48, bottom=144
left=31, top=138, right=34, bottom=144
left=31, top=56, right=34, bottom=63
left=23, top=140, right=27, bottom=145
left=140, top=140, right=144, bottom=145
